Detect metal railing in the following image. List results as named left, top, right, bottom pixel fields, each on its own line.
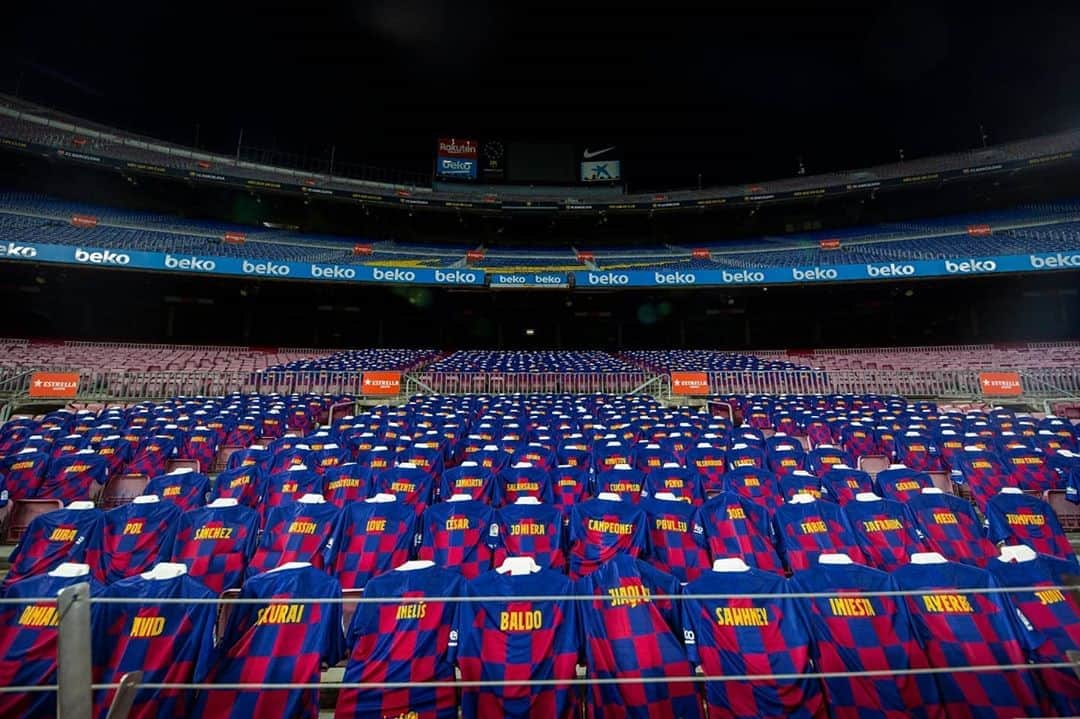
left=406, top=372, right=653, bottom=396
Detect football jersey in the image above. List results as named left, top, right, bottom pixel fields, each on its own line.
left=844, top=498, right=927, bottom=571
left=125, top=435, right=178, bottom=478
left=805, top=445, right=850, bottom=477
left=987, top=554, right=1080, bottom=716
left=374, top=465, right=436, bottom=514
left=893, top=432, right=941, bottom=472
left=440, top=463, right=495, bottom=503
left=953, top=450, right=1017, bottom=512
left=685, top=443, right=727, bottom=495
left=2, top=507, right=103, bottom=592
left=100, top=500, right=183, bottom=584
left=632, top=443, right=680, bottom=474
left=0, top=571, right=106, bottom=719
left=767, top=448, right=805, bottom=477
left=496, top=464, right=556, bottom=506
left=335, top=565, right=465, bottom=719
left=493, top=501, right=566, bottom=571
left=593, top=466, right=646, bottom=503
left=773, top=499, right=867, bottom=572
left=94, top=435, right=131, bottom=477
left=697, top=491, right=785, bottom=574
left=594, top=442, right=634, bottom=473
left=260, top=467, right=324, bottom=525
left=551, top=464, right=590, bottom=511
left=513, top=443, right=558, bottom=472
left=907, top=491, right=999, bottom=567
left=790, top=562, right=944, bottom=719
left=171, top=503, right=261, bottom=593
left=268, top=446, right=313, bottom=476
left=455, top=567, right=580, bottom=719
left=640, top=496, right=710, bottom=583
left=329, top=499, right=420, bottom=589
left=840, top=424, right=877, bottom=458
left=893, top=560, right=1044, bottom=719
left=226, top=445, right=272, bottom=474
left=576, top=554, right=702, bottom=719
left=568, top=498, right=648, bottom=579
left=985, top=491, right=1079, bottom=568
left=1000, top=447, right=1062, bottom=491
left=308, top=443, right=351, bottom=476
left=321, top=462, right=372, bottom=506
left=92, top=573, right=218, bottom=719
left=198, top=564, right=346, bottom=719
left=247, top=500, right=340, bottom=577
left=38, top=451, right=107, bottom=502
left=419, top=500, right=497, bottom=579
left=726, top=444, right=765, bottom=472
left=778, top=471, right=824, bottom=501
left=208, top=465, right=264, bottom=507
left=723, top=466, right=783, bottom=512
left=820, top=467, right=874, bottom=505
left=642, top=464, right=704, bottom=505
left=142, top=469, right=209, bottom=511
left=681, top=567, right=826, bottom=719
left=1, top=450, right=49, bottom=500
left=873, top=466, right=931, bottom=503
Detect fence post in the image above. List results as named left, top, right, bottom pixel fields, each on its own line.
left=57, top=581, right=93, bottom=719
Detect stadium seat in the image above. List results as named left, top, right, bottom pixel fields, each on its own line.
left=212, top=446, right=245, bottom=474
left=926, top=470, right=954, bottom=494
left=165, top=458, right=201, bottom=474
left=1045, top=489, right=1080, bottom=532
left=856, top=454, right=890, bottom=478
left=4, top=499, right=64, bottom=543
left=99, top=474, right=151, bottom=510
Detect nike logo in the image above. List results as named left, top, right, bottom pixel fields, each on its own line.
left=583, top=146, right=615, bottom=159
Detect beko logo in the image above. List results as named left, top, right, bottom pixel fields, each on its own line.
left=165, top=254, right=216, bottom=272
left=791, top=267, right=838, bottom=281
left=586, top=272, right=630, bottom=286
left=944, top=259, right=997, bottom=274
left=311, top=264, right=356, bottom=279
left=654, top=271, right=696, bottom=284
left=0, top=242, right=37, bottom=258
left=372, top=267, right=416, bottom=282
left=866, top=263, right=915, bottom=277
left=721, top=270, right=765, bottom=283
left=434, top=270, right=478, bottom=284
left=1030, top=253, right=1080, bottom=269
left=75, top=248, right=130, bottom=265
left=242, top=260, right=290, bottom=276
left=494, top=274, right=527, bottom=285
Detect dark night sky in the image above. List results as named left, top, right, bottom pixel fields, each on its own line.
left=4, top=1, right=1080, bottom=188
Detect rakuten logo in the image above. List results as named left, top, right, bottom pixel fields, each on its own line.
left=791, top=267, right=838, bottom=281
left=165, top=254, right=216, bottom=272
left=1030, top=253, right=1080, bottom=269
left=0, top=242, right=37, bottom=258
left=241, top=260, right=290, bottom=276
left=311, top=264, right=356, bottom=279
left=944, top=259, right=997, bottom=274
left=75, top=248, right=130, bottom=265
left=586, top=272, right=630, bottom=286
left=435, top=270, right=478, bottom=284
left=654, top=271, right=696, bottom=284
left=866, top=262, right=915, bottom=277
left=721, top=269, right=765, bottom=283
left=372, top=267, right=416, bottom=282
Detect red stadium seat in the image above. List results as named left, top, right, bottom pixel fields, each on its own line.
left=216, top=588, right=241, bottom=645
left=99, top=474, right=150, bottom=510
left=5, top=499, right=64, bottom=544
left=212, top=446, right=244, bottom=474
left=857, top=455, right=890, bottom=478
left=165, top=458, right=201, bottom=474
left=1045, top=490, right=1080, bottom=532
left=926, top=471, right=954, bottom=495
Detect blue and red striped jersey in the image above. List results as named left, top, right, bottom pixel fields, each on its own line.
left=269, top=446, right=313, bottom=476
left=697, top=491, right=785, bottom=574
left=685, top=443, right=727, bottom=495
left=893, top=432, right=942, bottom=472
left=987, top=554, right=1080, bottom=716
left=259, top=467, right=324, bottom=525
left=1000, top=447, right=1062, bottom=491
left=226, top=445, right=272, bottom=474
left=1, top=450, right=49, bottom=500
left=790, top=562, right=944, bottom=719
left=632, top=444, right=680, bottom=474
left=100, top=500, right=182, bottom=584
left=893, top=560, right=1044, bottom=719
left=513, top=443, right=558, bottom=472
left=2, top=507, right=103, bottom=592
left=640, top=496, right=710, bottom=583
left=171, top=503, right=261, bottom=593
left=681, top=567, right=827, bottom=719
left=726, top=444, right=765, bottom=472
left=496, top=464, right=556, bottom=506
left=247, top=500, right=340, bottom=577
left=456, top=567, right=580, bottom=719
left=568, top=498, right=648, bottom=579
left=820, top=467, right=875, bottom=505
left=723, top=466, right=783, bottom=512
left=440, top=463, right=495, bottom=503
left=207, top=465, right=263, bottom=507
left=94, top=435, right=131, bottom=477
left=335, top=565, right=465, bottom=719
left=143, top=469, right=209, bottom=511
left=551, top=464, right=590, bottom=511
left=329, top=499, right=419, bottom=589
left=844, top=498, right=927, bottom=571
left=92, top=573, right=218, bottom=719
left=953, top=450, right=1017, bottom=512
left=594, top=442, right=634, bottom=473
left=125, top=435, right=178, bottom=478
left=767, top=448, right=806, bottom=477
left=805, top=445, right=850, bottom=477
left=773, top=499, right=867, bottom=572
left=873, top=466, right=932, bottom=503
left=576, top=554, right=702, bottom=719
left=593, top=467, right=645, bottom=504
left=557, top=445, right=592, bottom=471
left=779, top=471, right=824, bottom=501
left=419, top=500, right=497, bottom=579
left=0, top=571, right=105, bottom=719
left=322, top=463, right=372, bottom=506
left=38, top=451, right=107, bottom=502
left=642, top=465, right=704, bottom=505
left=985, top=491, right=1079, bottom=568
left=308, top=443, right=350, bottom=476
left=198, top=564, right=346, bottom=719
left=493, top=501, right=566, bottom=571
left=907, top=491, right=998, bottom=566
left=840, top=424, right=877, bottom=459
left=374, top=465, right=436, bottom=514
left=178, top=427, right=217, bottom=472
left=469, top=445, right=510, bottom=474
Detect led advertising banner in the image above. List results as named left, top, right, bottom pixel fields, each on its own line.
left=435, top=137, right=479, bottom=180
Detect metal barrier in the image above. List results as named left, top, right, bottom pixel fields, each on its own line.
left=406, top=372, right=652, bottom=396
